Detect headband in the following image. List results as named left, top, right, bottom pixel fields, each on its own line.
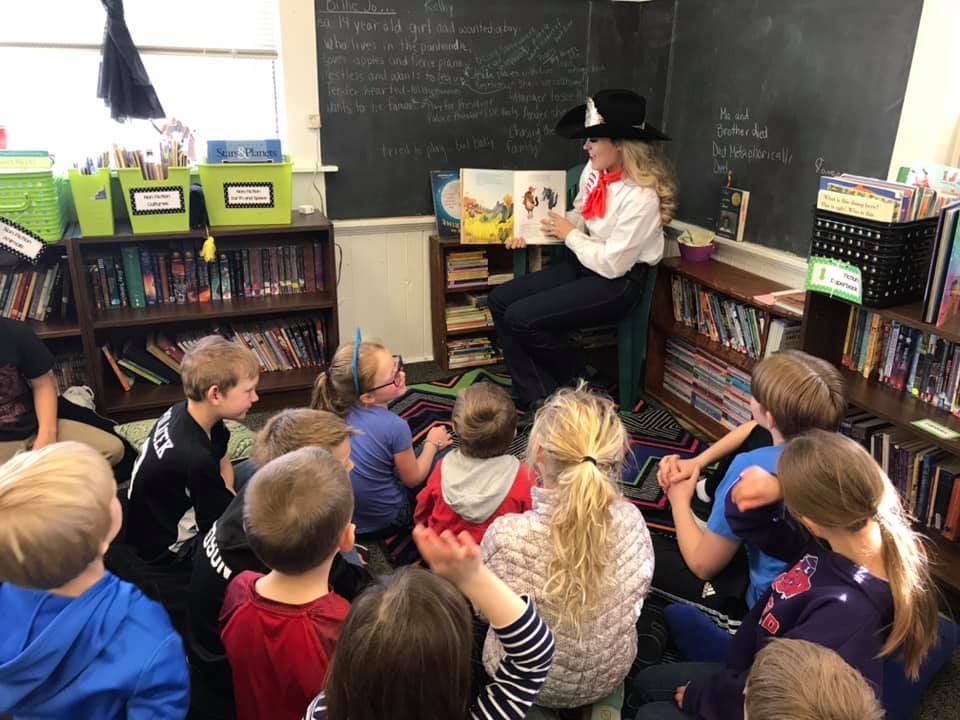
left=352, top=327, right=362, bottom=395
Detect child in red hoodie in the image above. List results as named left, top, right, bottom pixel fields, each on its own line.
left=416, top=382, right=533, bottom=543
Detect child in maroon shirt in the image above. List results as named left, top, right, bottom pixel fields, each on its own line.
left=415, top=383, right=533, bottom=543
left=220, top=446, right=356, bottom=720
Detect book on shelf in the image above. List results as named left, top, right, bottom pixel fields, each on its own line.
left=0, top=259, right=70, bottom=322
left=752, top=288, right=805, bottom=318
left=670, top=275, right=767, bottom=360
left=446, top=250, right=489, bottom=289
left=447, top=336, right=502, bottom=369
left=460, top=169, right=566, bottom=245
left=932, top=203, right=960, bottom=328
left=430, top=170, right=461, bottom=239
left=764, top=318, right=802, bottom=357
left=839, top=407, right=960, bottom=543
left=101, top=316, right=329, bottom=390
left=87, top=243, right=326, bottom=311
left=52, top=352, right=88, bottom=393
left=716, top=186, right=750, bottom=242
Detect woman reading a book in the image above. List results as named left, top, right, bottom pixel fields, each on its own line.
left=489, top=89, right=677, bottom=411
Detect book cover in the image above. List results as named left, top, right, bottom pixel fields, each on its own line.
left=88, top=264, right=104, bottom=311
left=716, top=186, right=750, bottom=242
left=303, top=243, right=317, bottom=293
left=897, top=164, right=960, bottom=195
left=250, top=248, right=263, bottom=297
left=430, top=170, right=462, bottom=239
left=145, top=333, right=183, bottom=373
left=219, top=252, right=232, bottom=300
left=241, top=249, right=252, bottom=297
left=99, top=258, right=120, bottom=307
left=206, top=139, right=282, bottom=164
left=116, top=358, right=165, bottom=385
left=139, top=247, right=158, bottom=305
left=209, top=259, right=222, bottom=301
left=817, top=188, right=899, bottom=223
left=155, top=252, right=171, bottom=304
left=121, top=339, right=180, bottom=384
left=121, top=246, right=146, bottom=309
left=935, top=206, right=960, bottom=328
left=196, top=251, right=212, bottom=303
left=101, top=343, right=133, bottom=391
left=170, top=252, right=187, bottom=304
left=183, top=249, right=199, bottom=303
left=314, top=242, right=325, bottom=291
left=114, top=259, right=128, bottom=308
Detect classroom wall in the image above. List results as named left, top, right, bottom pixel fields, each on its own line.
left=277, top=0, right=959, bottom=362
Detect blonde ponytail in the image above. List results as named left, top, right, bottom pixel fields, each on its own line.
left=310, top=340, right=386, bottom=418
left=528, top=384, right=628, bottom=636
left=778, top=431, right=939, bottom=680
left=875, top=494, right=939, bottom=679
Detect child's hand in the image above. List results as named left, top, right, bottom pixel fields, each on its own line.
left=658, top=454, right=701, bottom=489
left=413, top=525, right=482, bottom=587
left=426, top=425, right=453, bottom=450
left=731, top=466, right=782, bottom=511
left=665, top=475, right=696, bottom=506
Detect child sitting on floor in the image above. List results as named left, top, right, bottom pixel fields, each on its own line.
left=482, top=384, right=655, bottom=711
left=415, top=382, right=533, bottom=542
left=0, top=442, right=188, bottom=719
left=305, top=525, right=556, bottom=720
left=220, top=446, right=355, bottom=720
left=311, top=333, right=452, bottom=538
left=658, top=350, right=847, bottom=609
left=630, top=430, right=939, bottom=720
left=744, top=638, right=883, bottom=720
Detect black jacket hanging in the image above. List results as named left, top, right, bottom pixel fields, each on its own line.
left=97, top=0, right=165, bottom=121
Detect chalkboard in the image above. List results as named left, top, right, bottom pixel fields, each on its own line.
left=665, top=0, right=924, bottom=256
left=315, top=0, right=672, bottom=219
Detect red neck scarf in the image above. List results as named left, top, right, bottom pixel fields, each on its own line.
left=581, top=169, right=622, bottom=220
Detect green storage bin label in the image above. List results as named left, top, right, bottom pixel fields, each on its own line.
left=805, top=256, right=862, bottom=304
left=224, top=182, right=275, bottom=209
left=130, top=187, right=185, bottom=215
left=0, top=217, right=45, bottom=261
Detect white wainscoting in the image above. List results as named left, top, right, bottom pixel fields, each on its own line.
left=333, top=217, right=437, bottom=362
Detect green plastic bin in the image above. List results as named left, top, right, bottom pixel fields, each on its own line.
left=0, top=170, right=66, bottom=242
left=68, top=168, right=115, bottom=237
left=198, top=157, right=292, bottom=226
left=117, top=166, right=191, bottom=234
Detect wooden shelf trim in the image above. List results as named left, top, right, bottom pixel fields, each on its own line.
left=102, top=366, right=320, bottom=414
left=92, top=292, right=336, bottom=329
left=72, top=214, right=333, bottom=244
left=446, top=325, right=495, bottom=337
left=663, top=321, right=759, bottom=374
left=33, top=320, right=82, bottom=339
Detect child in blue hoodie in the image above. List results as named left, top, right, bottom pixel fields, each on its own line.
left=630, top=430, right=940, bottom=720
left=0, top=441, right=189, bottom=720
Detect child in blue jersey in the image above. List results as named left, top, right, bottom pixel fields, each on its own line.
left=631, top=431, right=940, bottom=720
left=0, top=442, right=188, bottom=720
left=312, top=334, right=452, bottom=537
left=659, top=350, right=847, bottom=608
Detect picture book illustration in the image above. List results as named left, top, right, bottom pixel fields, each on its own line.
left=460, top=169, right=565, bottom=244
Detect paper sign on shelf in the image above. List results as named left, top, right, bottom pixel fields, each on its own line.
left=0, top=217, right=44, bottom=261
left=805, top=256, right=862, bottom=304
left=911, top=419, right=960, bottom=441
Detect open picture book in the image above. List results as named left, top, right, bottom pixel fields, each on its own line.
left=460, top=169, right=567, bottom=244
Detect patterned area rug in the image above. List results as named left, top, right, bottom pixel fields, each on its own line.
left=390, top=367, right=705, bottom=533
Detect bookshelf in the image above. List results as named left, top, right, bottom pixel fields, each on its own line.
left=644, top=257, right=802, bottom=441
left=429, top=235, right=514, bottom=371
left=802, top=291, right=960, bottom=597
left=66, top=214, right=339, bottom=421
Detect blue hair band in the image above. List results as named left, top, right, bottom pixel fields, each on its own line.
left=352, top=327, right=362, bottom=395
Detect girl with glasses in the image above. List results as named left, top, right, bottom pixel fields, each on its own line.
left=311, top=336, right=452, bottom=541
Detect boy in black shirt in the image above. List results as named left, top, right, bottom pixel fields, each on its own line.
left=0, top=318, right=124, bottom=465
left=187, top=407, right=372, bottom=719
left=126, top=335, right=260, bottom=564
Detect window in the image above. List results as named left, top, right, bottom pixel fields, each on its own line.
left=0, top=0, right=281, bottom=168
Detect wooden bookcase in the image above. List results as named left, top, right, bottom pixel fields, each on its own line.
left=801, top=291, right=960, bottom=598
left=63, top=213, right=338, bottom=421
left=644, top=257, right=801, bottom=441
left=429, top=235, right=516, bottom=371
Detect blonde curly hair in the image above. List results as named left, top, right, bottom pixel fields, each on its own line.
left=619, top=139, right=678, bottom=225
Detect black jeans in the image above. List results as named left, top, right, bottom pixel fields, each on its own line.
left=488, top=255, right=649, bottom=407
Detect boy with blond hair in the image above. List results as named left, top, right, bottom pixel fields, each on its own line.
left=660, top=350, right=847, bottom=607
left=415, top=382, right=534, bottom=543
left=220, top=446, right=355, bottom=720
left=0, top=442, right=189, bottom=718
left=188, top=408, right=371, bottom=720
left=744, top=639, right=884, bottom=720
left=127, top=334, right=260, bottom=563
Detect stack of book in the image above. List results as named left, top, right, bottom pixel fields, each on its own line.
left=447, top=336, right=502, bottom=369
left=101, top=316, right=327, bottom=390
left=446, top=251, right=488, bottom=290
left=817, top=167, right=960, bottom=223
left=0, top=260, right=71, bottom=322
left=487, top=271, right=514, bottom=286
left=662, top=338, right=752, bottom=430
left=88, top=243, right=325, bottom=311
left=671, top=276, right=766, bottom=359
left=445, top=303, right=493, bottom=333
left=52, top=352, right=88, bottom=393
left=841, top=409, right=960, bottom=542
left=842, top=306, right=960, bottom=415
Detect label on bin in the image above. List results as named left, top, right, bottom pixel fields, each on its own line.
left=130, top=187, right=185, bottom=215
left=0, top=218, right=44, bottom=261
left=805, top=256, right=862, bottom=304
left=224, top=182, right=275, bottom=209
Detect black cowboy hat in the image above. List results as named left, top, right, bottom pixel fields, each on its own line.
left=555, top=89, right=671, bottom=141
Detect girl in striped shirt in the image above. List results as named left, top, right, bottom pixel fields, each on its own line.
left=304, top=525, right=555, bottom=720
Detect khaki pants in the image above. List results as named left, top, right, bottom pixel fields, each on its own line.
left=0, top=419, right=125, bottom=466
